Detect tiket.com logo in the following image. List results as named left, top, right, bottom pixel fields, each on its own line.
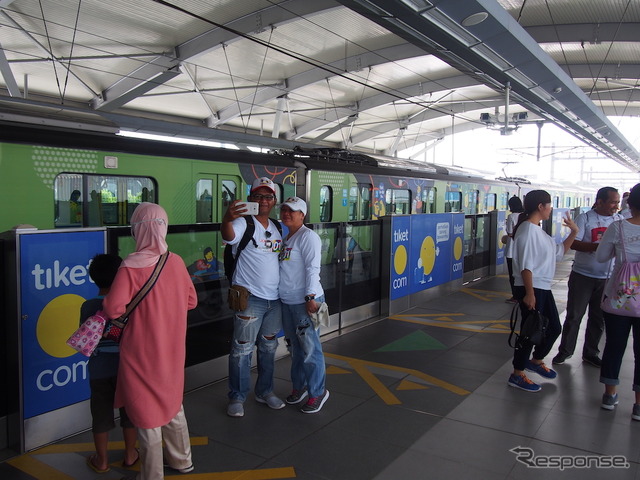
left=510, top=446, right=629, bottom=470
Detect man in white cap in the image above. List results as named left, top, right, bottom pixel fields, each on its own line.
left=221, top=177, right=284, bottom=417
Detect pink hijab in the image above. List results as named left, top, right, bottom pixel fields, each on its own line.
left=122, top=203, right=169, bottom=268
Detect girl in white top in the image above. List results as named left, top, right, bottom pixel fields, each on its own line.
left=595, top=183, right=640, bottom=418
left=508, top=190, right=578, bottom=392
left=503, top=196, right=524, bottom=303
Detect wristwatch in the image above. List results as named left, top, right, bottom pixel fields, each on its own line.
left=305, top=295, right=315, bottom=302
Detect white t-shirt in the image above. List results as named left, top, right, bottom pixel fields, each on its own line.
left=512, top=221, right=566, bottom=290
left=278, top=225, right=324, bottom=305
left=227, top=216, right=282, bottom=300
left=572, top=210, right=621, bottom=278
left=505, top=212, right=522, bottom=259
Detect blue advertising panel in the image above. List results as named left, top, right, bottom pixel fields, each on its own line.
left=496, top=210, right=506, bottom=266
left=19, top=230, right=105, bottom=418
left=451, top=213, right=464, bottom=280
left=390, top=216, right=411, bottom=300
left=409, top=214, right=455, bottom=293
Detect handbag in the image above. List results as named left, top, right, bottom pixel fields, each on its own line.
left=65, top=310, right=109, bottom=357
left=601, top=222, right=640, bottom=316
left=508, top=302, right=549, bottom=349
left=228, top=284, right=250, bottom=311
left=310, top=302, right=329, bottom=329
left=103, top=251, right=169, bottom=342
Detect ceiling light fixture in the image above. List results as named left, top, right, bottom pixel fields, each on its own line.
left=461, top=12, right=488, bottom=27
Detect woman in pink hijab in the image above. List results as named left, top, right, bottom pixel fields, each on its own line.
left=103, top=203, right=197, bottom=479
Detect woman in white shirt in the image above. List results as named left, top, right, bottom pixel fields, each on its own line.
left=596, top=183, right=640, bottom=418
left=279, top=197, right=329, bottom=414
left=509, top=190, right=578, bottom=392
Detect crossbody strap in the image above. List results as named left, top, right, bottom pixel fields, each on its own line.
left=122, top=251, right=169, bottom=317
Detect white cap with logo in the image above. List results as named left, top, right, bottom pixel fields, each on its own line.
left=281, top=196, right=307, bottom=216
left=251, top=177, right=276, bottom=194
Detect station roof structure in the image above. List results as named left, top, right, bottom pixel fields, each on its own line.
left=0, top=0, right=639, bottom=171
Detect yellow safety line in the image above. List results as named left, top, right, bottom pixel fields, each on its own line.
left=33, top=436, right=209, bottom=454
left=392, top=313, right=465, bottom=317
left=390, top=316, right=510, bottom=333
left=463, top=287, right=511, bottom=296
left=177, top=466, right=296, bottom=479
left=351, top=361, right=401, bottom=405
left=7, top=455, right=74, bottom=480
left=460, top=289, right=490, bottom=301
left=325, top=352, right=469, bottom=396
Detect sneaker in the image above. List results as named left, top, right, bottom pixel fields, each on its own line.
left=301, top=390, right=330, bottom=413
left=552, top=353, right=571, bottom=365
left=632, top=404, right=640, bottom=421
left=227, top=400, right=244, bottom=417
left=164, top=464, right=194, bottom=474
left=286, top=388, right=308, bottom=405
left=508, top=373, right=541, bottom=392
left=525, top=360, right=557, bottom=379
left=583, top=355, right=602, bottom=368
left=255, top=392, right=285, bottom=410
left=601, top=393, right=619, bottom=410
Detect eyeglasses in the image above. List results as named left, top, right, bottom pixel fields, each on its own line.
left=251, top=194, right=275, bottom=201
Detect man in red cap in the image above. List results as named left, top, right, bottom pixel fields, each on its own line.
left=221, top=177, right=284, bottom=417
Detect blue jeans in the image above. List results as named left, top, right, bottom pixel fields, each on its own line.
left=282, top=296, right=326, bottom=398
left=600, top=312, right=640, bottom=391
left=228, top=295, right=282, bottom=402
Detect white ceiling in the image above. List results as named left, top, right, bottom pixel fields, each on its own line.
left=0, top=0, right=639, bottom=170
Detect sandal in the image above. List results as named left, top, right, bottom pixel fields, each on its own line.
left=122, top=448, right=140, bottom=468
left=87, top=454, right=110, bottom=473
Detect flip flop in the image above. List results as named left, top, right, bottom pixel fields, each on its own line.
left=122, top=448, right=140, bottom=468
left=87, top=454, right=110, bottom=473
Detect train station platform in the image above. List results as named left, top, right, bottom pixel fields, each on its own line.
left=2, top=256, right=640, bottom=480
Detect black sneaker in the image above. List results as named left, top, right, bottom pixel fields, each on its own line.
left=286, top=388, right=308, bottom=405
left=552, top=353, right=571, bottom=365
left=583, top=355, right=602, bottom=368
left=300, top=390, right=329, bottom=413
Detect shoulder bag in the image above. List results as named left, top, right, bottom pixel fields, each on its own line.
left=508, top=302, right=549, bottom=349
left=103, top=251, right=169, bottom=342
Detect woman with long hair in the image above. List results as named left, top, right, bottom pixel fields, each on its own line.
left=596, top=183, right=640, bottom=418
left=508, top=190, right=578, bottom=392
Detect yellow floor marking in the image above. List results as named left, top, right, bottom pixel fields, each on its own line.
left=390, top=315, right=510, bottom=333
left=325, top=352, right=469, bottom=398
left=393, top=313, right=464, bottom=317
left=326, top=365, right=352, bottom=375
left=33, top=436, right=209, bottom=454
left=396, top=379, right=428, bottom=391
left=351, top=361, right=402, bottom=405
left=460, top=288, right=491, bottom=301
left=177, top=466, right=296, bottom=479
left=7, top=455, right=74, bottom=480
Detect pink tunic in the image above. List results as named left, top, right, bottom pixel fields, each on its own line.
left=103, top=253, right=197, bottom=429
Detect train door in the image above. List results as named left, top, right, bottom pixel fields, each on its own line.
left=194, top=173, right=240, bottom=223
left=463, top=214, right=491, bottom=283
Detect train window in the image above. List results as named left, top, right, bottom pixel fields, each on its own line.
left=468, top=190, right=478, bottom=214
left=348, top=186, right=358, bottom=221
left=428, top=187, right=436, bottom=213
left=54, top=173, right=156, bottom=227
left=221, top=180, right=236, bottom=207
left=359, top=184, right=371, bottom=220
left=565, top=197, right=571, bottom=208
left=554, top=196, right=560, bottom=208
left=500, top=192, right=509, bottom=210
left=485, top=193, right=497, bottom=212
left=196, top=179, right=213, bottom=223
left=415, top=186, right=436, bottom=213
left=320, top=185, right=332, bottom=222
left=385, top=189, right=411, bottom=214
left=445, top=191, right=461, bottom=212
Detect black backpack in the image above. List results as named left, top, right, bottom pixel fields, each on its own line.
left=223, top=216, right=282, bottom=280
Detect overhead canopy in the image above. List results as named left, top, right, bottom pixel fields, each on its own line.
left=0, top=0, right=638, bottom=170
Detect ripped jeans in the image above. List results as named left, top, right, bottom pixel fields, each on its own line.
left=281, top=296, right=326, bottom=398
left=228, top=295, right=282, bottom=402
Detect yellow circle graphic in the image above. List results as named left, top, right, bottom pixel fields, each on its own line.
left=394, top=244, right=407, bottom=275
left=37, top=294, right=86, bottom=358
left=420, top=236, right=436, bottom=275
left=454, top=236, right=463, bottom=260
